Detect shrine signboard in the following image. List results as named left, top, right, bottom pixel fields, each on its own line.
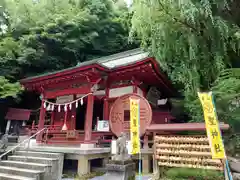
left=66, top=130, right=77, bottom=139
left=109, top=94, right=152, bottom=137
left=97, top=120, right=109, bottom=132
left=56, top=95, right=74, bottom=104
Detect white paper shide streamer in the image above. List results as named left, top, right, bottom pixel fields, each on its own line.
left=42, top=93, right=92, bottom=112
left=76, top=101, right=78, bottom=108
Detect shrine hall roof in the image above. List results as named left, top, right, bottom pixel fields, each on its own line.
left=21, top=48, right=149, bottom=82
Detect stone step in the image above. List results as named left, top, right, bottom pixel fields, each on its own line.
left=0, top=161, right=51, bottom=172
left=8, top=155, right=59, bottom=180
left=14, top=150, right=64, bottom=180
left=0, top=172, right=36, bottom=180
left=0, top=166, right=43, bottom=180
left=8, top=156, right=58, bottom=165
left=15, top=151, right=61, bottom=159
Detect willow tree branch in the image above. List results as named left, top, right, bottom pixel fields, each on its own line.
left=157, top=0, right=199, bottom=33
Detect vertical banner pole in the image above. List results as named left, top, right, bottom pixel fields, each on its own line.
left=138, top=99, right=142, bottom=180
left=225, top=159, right=232, bottom=180
left=211, top=93, right=233, bottom=180
left=130, top=98, right=141, bottom=180
left=212, top=93, right=233, bottom=180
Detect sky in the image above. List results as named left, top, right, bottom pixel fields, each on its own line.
left=124, top=0, right=132, bottom=7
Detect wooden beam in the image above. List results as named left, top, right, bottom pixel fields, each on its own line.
left=131, top=76, right=142, bottom=86
left=23, top=69, right=102, bottom=92
left=42, top=77, right=89, bottom=90
left=45, top=86, right=91, bottom=99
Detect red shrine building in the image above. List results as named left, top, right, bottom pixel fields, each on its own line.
left=20, top=48, right=176, bottom=145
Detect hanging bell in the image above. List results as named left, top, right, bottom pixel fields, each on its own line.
left=58, top=105, right=61, bottom=112
left=69, top=103, right=72, bottom=110
left=75, top=101, right=78, bottom=108
left=80, top=98, right=83, bottom=105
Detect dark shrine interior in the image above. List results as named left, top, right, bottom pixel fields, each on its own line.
left=75, top=98, right=103, bottom=130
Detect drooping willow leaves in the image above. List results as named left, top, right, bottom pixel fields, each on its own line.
left=131, top=0, right=240, bottom=122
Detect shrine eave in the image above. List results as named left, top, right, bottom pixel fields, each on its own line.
left=21, top=48, right=146, bottom=83
left=20, top=48, right=175, bottom=95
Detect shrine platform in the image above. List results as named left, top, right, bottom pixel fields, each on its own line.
left=17, top=140, right=110, bottom=176
left=13, top=139, right=154, bottom=176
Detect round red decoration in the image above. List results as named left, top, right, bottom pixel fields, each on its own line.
left=109, top=93, right=152, bottom=137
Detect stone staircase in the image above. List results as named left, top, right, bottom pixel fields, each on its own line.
left=0, top=150, right=64, bottom=180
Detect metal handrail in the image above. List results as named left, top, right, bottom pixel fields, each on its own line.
left=0, top=128, right=47, bottom=159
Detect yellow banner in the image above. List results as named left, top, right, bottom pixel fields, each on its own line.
left=130, top=98, right=140, bottom=154
left=198, top=92, right=226, bottom=159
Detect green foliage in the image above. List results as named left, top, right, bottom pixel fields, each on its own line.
left=0, top=0, right=136, bottom=98
left=165, top=168, right=224, bottom=180
left=0, top=76, right=23, bottom=98
left=0, top=37, right=24, bottom=79
left=131, top=0, right=240, bottom=123
left=224, top=133, right=240, bottom=156
left=212, top=68, right=240, bottom=124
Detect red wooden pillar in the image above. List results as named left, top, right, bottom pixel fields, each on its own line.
left=103, top=86, right=109, bottom=120
left=84, top=94, right=94, bottom=142
left=36, top=99, right=46, bottom=142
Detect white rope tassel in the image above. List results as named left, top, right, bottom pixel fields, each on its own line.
left=47, top=104, right=51, bottom=111
left=43, top=102, right=47, bottom=108
left=64, top=105, right=67, bottom=112
left=41, top=93, right=92, bottom=110
left=51, top=104, right=55, bottom=111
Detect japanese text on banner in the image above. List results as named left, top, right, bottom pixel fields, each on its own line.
left=198, top=92, right=225, bottom=159
left=130, top=98, right=140, bottom=155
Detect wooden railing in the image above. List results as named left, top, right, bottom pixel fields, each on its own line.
left=28, top=125, right=155, bottom=148
left=42, top=131, right=113, bottom=144
left=30, top=125, right=62, bottom=131
left=29, top=124, right=114, bottom=144
left=0, top=128, right=47, bottom=159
